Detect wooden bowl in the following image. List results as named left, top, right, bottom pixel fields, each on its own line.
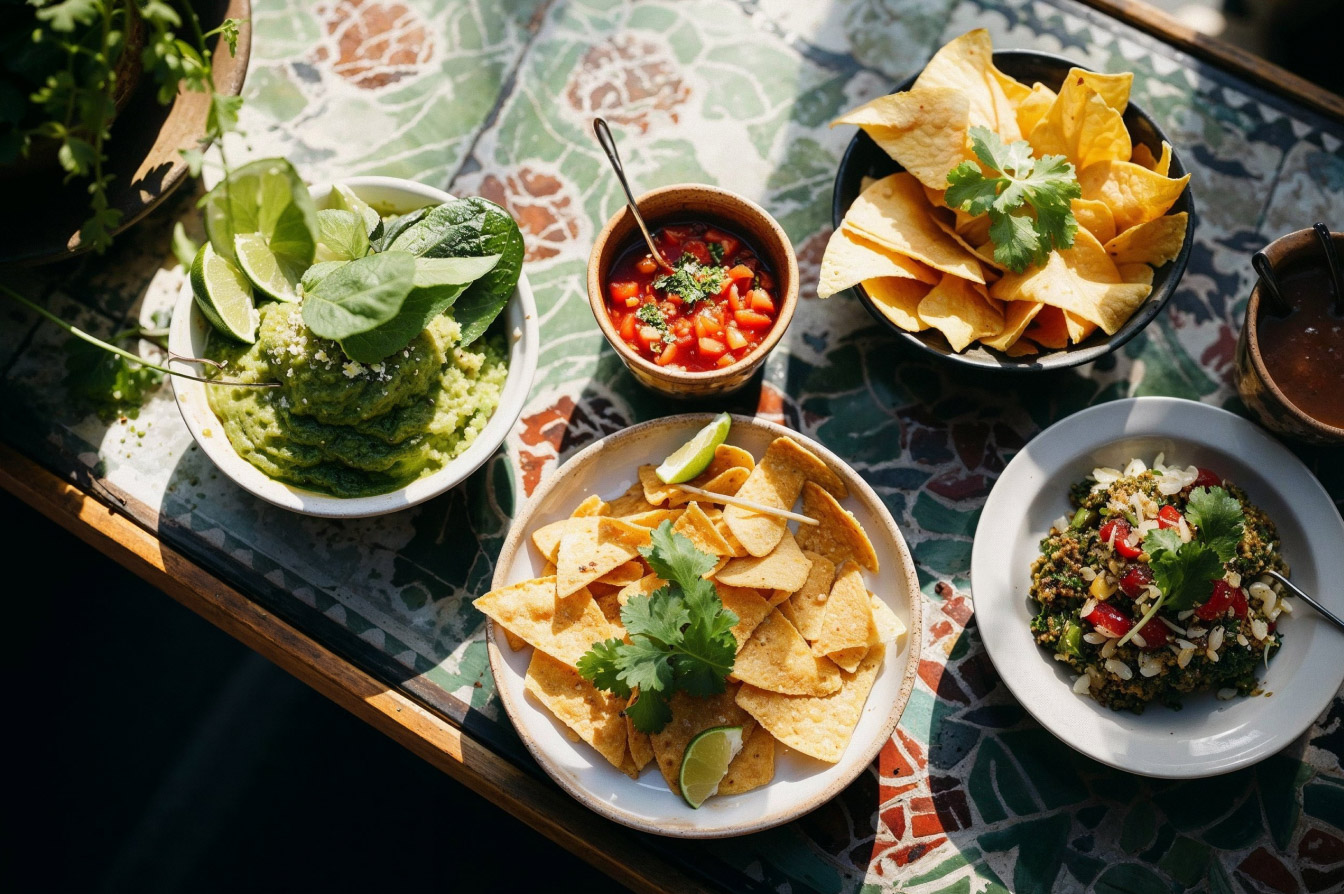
left=0, top=0, right=250, bottom=265
left=1235, top=227, right=1344, bottom=445
left=587, top=184, right=798, bottom=398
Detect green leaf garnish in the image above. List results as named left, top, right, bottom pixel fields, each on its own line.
left=1137, top=488, right=1246, bottom=614
left=635, top=303, right=676, bottom=345
left=945, top=125, right=1082, bottom=273
left=577, top=522, right=739, bottom=733
left=652, top=255, right=728, bottom=305
left=1185, top=486, right=1245, bottom=563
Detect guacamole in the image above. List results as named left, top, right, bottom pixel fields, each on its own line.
left=205, top=301, right=508, bottom=498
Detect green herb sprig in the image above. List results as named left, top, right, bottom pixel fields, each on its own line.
left=577, top=522, right=739, bottom=733
left=652, top=255, right=728, bottom=305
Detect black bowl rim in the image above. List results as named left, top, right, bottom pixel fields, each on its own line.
left=830, top=48, right=1196, bottom=373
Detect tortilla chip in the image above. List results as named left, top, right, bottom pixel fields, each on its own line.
left=626, top=709, right=654, bottom=774
left=1104, top=212, right=1187, bottom=267
left=650, top=687, right=752, bottom=792
left=831, top=87, right=971, bottom=190
left=1064, top=311, right=1098, bottom=344
left=775, top=597, right=799, bottom=628
left=795, top=481, right=879, bottom=572
left=617, top=508, right=684, bottom=529
left=717, top=721, right=775, bottom=795
left=668, top=466, right=750, bottom=508
left=532, top=516, right=597, bottom=564
left=843, top=174, right=985, bottom=284
left=594, top=590, right=624, bottom=625
left=705, top=444, right=755, bottom=477
left=524, top=650, right=628, bottom=770
left=571, top=494, right=608, bottom=518
left=1022, top=305, right=1070, bottom=349
left=736, top=644, right=886, bottom=764
left=1070, top=68, right=1132, bottom=113
left=723, top=436, right=846, bottom=558
left=813, top=561, right=875, bottom=672
left=556, top=518, right=652, bottom=598
left=617, top=573, right=662, bottom=606
left=917, top=273, right=1005, bottom=352
left=733, top=609, right=843, bottom=696
left=1118, top=262, right=1154, bottom=286
left=597, top=559, right=646, bottom=587
left=981, top=299, right=1043, bottom=351
left=605, top=481, right=659, bottom=517
left=1005, top=339, right=1039, bottom=357
left=1028, top=77, right=1130, bottom=171
left=638, top=464, right=676, bottom=506
left=474, top=577, right=616, bottom=666
left=818, top=227, right=940, bottom=300
left=930, top=211, right=1001, bottom=272
left=1079, top=161, right=1190, bottom=233
left=716, top=529, right=814, bottom=592
left=672, top=502, right=734, bottom=556
left=870, top=593, right=907, bottom=647
left=862, top=277, right=932, bottom=332
left=991, top=229, right=1151, bottom=335
left=1154, top=141, right=1172, bottom=177
left=715, top=583, right=775, bottom=651
left=1072, top=198, right=1117, bottom=245
left=788, top=550, right=838, bottom=642
left=912, top=29, right=1021, bottom=141
left=504, top=630, right=526, bottom=651
left=1016, top=82, right=1056, bottom=136
left=1130, top=142, right=1157, bottom=170
left=991, top=64, right=1033, bottom=107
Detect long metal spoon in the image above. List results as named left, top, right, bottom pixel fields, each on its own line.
left=1252, top=250, right=1290, bottom=316
left=592, top=117, right=674, bottom=272
left=1264, top=569, right=1344, bottom=635
left=1312, top=222, right=1344, bottom=315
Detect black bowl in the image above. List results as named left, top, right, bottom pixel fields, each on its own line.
left=831, top=49, right=1196, bottom=371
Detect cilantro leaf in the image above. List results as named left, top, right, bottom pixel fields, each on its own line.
left=620, top=589, right=688, bottom=646
left=1143, top=527, right=1183, bottom=559
left=651, top=255, right=728, bottom=305
left=1185, top=486, right=1244, bottom=562
left=635, top=303, right=676, bottom=345
left=625, top=688, right=672, bottom=734
left=944, top=126, right=1081, bottom=274
left=1149, top=540, right=1225, bottom=612
left=674, top=609, right=738, bottom=697
left=576, top=639, right=631, bottom=698
left=616, top=636, right=676, bottom=695
left=640, top=523, right=719, bottom=585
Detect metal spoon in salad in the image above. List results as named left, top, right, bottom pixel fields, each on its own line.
left=1264, top=569, right=1344, bottom=634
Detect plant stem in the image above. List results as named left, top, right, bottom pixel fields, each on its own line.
left=1, top=285, right=276, bottom=389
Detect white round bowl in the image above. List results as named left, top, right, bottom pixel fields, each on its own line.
left=168, top=176, right=539, bottom=518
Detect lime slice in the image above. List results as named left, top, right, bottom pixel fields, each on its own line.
left=234, top=232, right=300, bottom=303
left=656, top=412, right=732, bottom=484
left=190, top=243, right=258, bottom=343
left=678, top=725, right=745, bottom=809
left=203, top=158, right=317, bottom=271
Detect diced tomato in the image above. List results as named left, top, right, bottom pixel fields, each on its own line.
left=638, top=326, right=663, bottom=350
left=1119, top=564, right=1154, bottom=599
left=1099, top=519, right=1141, bottom=559
left=724, top=327, right=748, bottom=350
left=728, top=264, right=755, bottom=285
left=716, top=353, right=736, bottom=368
left=681, top=239, right=712, bottom=265
left=1231, top=588, right=1249, bottom=619
left=748, top=288, right=775, bottom=314
left=1158, top=505, right=1184, bottom=529
left=619, top=313, right=636, bottom=342
left=1087, top=602, right=1132, bottom=639
left=674, top=318, right=692, bottom=338
left=734, top=309, right=774, bottom=330
left=1134, top=617, right=1169, bottom=651
left=661, top=225, right=695, bottom=243
left=726, top=284, right=743, bottom=312
left=656, top=343, right=679, bottom=366
left=698, top=337, right=727, bottom=359
left=636, top=256, right=658, bottom=275
left=610, top=281, right=638, bottom=302
left=757, top=271, right=775, bottom=290
left=1195, top=580, right=1239, bottom=620
left=1193, top=468, right=1222, bottom=489
left=704, top=229, right=740, bottom=258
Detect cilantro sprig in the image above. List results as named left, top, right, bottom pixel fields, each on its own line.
left=944, top=126, right=1082, bottom=273
left=576, top=522, right=739, bottom=733
left=635, top=303, right=676, bottom=345
left=1117, top=486, right=1245, bottom=645
left=652, top=255, right=728, bottom=305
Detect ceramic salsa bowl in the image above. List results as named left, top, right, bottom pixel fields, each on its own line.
left=587, top=184, right=798, bottom=398
left=831, top=49, right=1196, bottom=372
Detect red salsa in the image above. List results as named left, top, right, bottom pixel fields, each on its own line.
left=605, top=221, right=780, bottom=372
left=1257, top=262, right=1344, bottom=428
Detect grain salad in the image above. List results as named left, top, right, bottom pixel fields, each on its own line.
left=1029, top=456, right=1291, bottom=712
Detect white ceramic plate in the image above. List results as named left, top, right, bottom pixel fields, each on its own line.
left=168, top=176, right=538, bottom=518
left=487, top=414, right=922, bottom=837
left=972, top=397, right=1344, bottom=778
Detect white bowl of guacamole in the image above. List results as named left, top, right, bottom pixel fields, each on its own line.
left=168, top=176, right=539, bottom=518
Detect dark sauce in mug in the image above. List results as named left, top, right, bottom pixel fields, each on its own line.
left=1257, top=263, right=1344, bottom=428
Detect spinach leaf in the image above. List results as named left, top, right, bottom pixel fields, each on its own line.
left=314, top=209, right=370, bottom=261
left=372, top=206, right=432, bottom=253
left=329, top=183, right=383, bottom=241
left=300, top=260, right=347, bottom=294
left=391, top=197, right=524, bottom=345
left=301, top=251, right=416, bottom=340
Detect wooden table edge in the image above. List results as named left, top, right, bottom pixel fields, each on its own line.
left=1078, top=0, right=1344, bottom=122
left=0, top=442, right=707, bottom=894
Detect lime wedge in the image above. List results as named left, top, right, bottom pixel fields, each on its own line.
left=656, top=412, right=732, bottom=484
left=234, top=232, right=300, bottom=302
left=678, top=725, right=745, bottom=809
left=203, top=158, right=317, bottom=271
left=190, top=243, right=258, bottom=343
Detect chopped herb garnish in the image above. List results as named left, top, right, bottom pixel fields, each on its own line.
left=652, top=255, right=728, bottom=305
left=708, top=241, right=725, bottom=264
left=635, top=302, right=676, bottom=344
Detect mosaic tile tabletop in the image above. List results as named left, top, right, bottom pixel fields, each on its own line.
left=4, top=0, right=1343, bottom=891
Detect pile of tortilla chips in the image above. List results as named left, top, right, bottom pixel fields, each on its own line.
left=474, top=435, right=907, bottom=804
left=820, top=29, right=1190, bottom=356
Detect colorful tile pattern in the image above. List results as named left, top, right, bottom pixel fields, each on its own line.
left=2, top=0, right=1342, bottom=890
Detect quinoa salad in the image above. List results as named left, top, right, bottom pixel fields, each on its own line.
left=1029, top=456, right=1292, bottom=712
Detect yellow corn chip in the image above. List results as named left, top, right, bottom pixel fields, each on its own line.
left=650, top=687, right=752, bottom=792
left=626, top=708, right=654, bottom=774
left=1016, top=82, right=1056, bottom=136
left=672, top=501, right=735, bottom=556
left=594, top=590, right=623, bottom=625
left=1022, top=305, right=1071, bottom=349
left=597, top=559, right=646, bottom=587
left=638, top=464, right=676, bottom=506
left=788, top=550, right=838, bottom=642
left=716, top=583, right=774, bottom=651
left=717, top=721, right=775, bottom=795
left=605, top=481, right=659, bottom=517
left=723, top=436, right=846, bottom=558
left=557, top=518, right=651, bottom=598
left=1104, top=212, right=1188, bottom=267
left=918, top=273, right=1005, bottom=352
left=474, top=578, right=616, bottom=666
left=795, top=481, right=879, bottom=573
left=1154, top=141, right=1172, bottom=177
left=912, top=29, right=1021, bottom=141
left=830, top=87, right=971, bottom=190
left=524, top=650, right=627, bottom=770
left=1064, top=310, right=1099, bottom=344
left=1070, top=68, right=1132, bottom=113
left=818, top=226, right=940, bottom=299
left=733, top=609, right=843, bottom=696
left=668, top=466, right=750, bottom=508
left=1029, top=79, right=1130, bottom=171
left=1079, top=160, right=1190, bottom=233
left=1130, top=142, right=1157, bottom=170
left=930, top=212, right=1001, bottom=272
left=775, top=597, right=800, bottom=628
left=617, top=573, right=662, bottom=606
left=616, top=508, right=684, bottom=529
left=992, top=64, right=1033, bottom=106
left=813, top=561, right=874, bottom=673
left=571, top=494, right=609, bottom=517
left=704, top=444, right=754, bottom=477
left=504, top=630, right=526, bottom=651
left=1005, top=339, right=1040, bottom=357
left=1118, top=262, right=1154, bottom=286
left=870, top=593, right=907, bottom=647
left=716, top=529, right=814, bottom=592
left=1072, top=197, right=1117, bottom=245
left=862, top=277, right=932, bottom=332
left=531, top=516, right=598, bottom=564
left=843, top=174, right=986, bottom=284
left=736, top=644, right=886, bottom=763
left=981, top=299, right=1043, bottom=351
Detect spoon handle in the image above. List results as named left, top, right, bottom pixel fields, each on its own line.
left=1266, top=569, right=1344, bottom=635
left=1252, top=250, right=1290, bottom=316
left=592, top=117, right=670, bottom=270
left=1313, top=222, right=1344, bottom=315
